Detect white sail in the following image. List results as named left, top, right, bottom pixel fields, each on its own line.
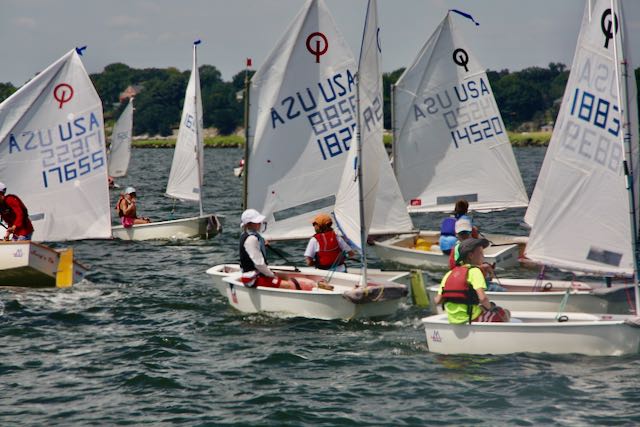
left=525, top=0, right=639, bottom=276
left=107, top=97, right=133, bottom=177
left=0, top=49, right=111, bottom=241
left=334, top=0, right=412, bottom=248
left=247, top=0, right=357, bottom=240
left=166, top=41, right=204, bottom=207
left=393, top=12, right=528, bottom=213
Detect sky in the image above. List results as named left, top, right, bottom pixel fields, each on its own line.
left=2, top=0, right=640, bottom=86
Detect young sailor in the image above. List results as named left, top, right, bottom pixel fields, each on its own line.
left=304, top=213, right=354, bottom=272
left=439, top=199, right=477, bottom=254
left=0, top=182, right=34, bottom=241
left=435, top=238, right=510, bottom=324
left=449, top=218, right=505, bottom=291
left=116, top=187, right=151, bottom=228
left=239, top=209, right=332, bottom=291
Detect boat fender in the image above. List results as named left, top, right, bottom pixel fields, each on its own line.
left=409, top=269, right=429, bottom=308
left=557, top=315, right=569, bottom=322
left=414, top=237, right=430, bottom=251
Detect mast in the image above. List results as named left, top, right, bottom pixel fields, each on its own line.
left=610, top=0, right=640, bottom=312
left=242, top=60, right=251, bottom=210
left=391, top=83, right=397, bottom=176
left=193, top=40, right=204, bottom=217
left=355, top=70, right=368, bottom=286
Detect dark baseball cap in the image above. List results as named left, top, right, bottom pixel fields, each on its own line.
left=458, top=238, right=490, bottom=261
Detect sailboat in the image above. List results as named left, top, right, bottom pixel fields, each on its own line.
left=208, top=0, right=408, bottom=320
left=372, top=10, right=528, bottom=270
left=107, top=97, right=134, bottom=187
left=0, top=47, right=112, bottom=287
left=422, top=0, right=640, bottom=356
left=112, top=41, right=221, bottom=241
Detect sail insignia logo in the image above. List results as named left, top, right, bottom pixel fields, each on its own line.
left=600, top=9, right=618, bottom=49
left=452, top=48, right=469, bottom=72
left=53, top=83, right=74, bottom=109
left=306, top=32, right=328, bottom=63
left=430, top=330, right=442, bottom=342
left=13, top=249, right=23, bottom=258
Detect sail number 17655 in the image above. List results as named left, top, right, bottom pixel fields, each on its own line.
left=42, top=150, right=104, bottom=188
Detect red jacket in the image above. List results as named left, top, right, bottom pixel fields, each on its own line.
left=313, top=230, right=345, bottom=269
left=1, top=194, right=34, bottom=237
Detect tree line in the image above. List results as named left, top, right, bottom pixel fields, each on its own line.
left=1, top=63, right=639, bottom=136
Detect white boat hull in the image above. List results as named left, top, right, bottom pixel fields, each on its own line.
left=373, top=231, right=523, bottom=270
left=423, top=311, right=640, bottom=356
left=207, top=265, right=407, bottom=320
left=0, top=241, right=88, bottom=287
left=233, top=166, right=243, bottom=177
left=426, top=279, right=636, bottom=315
left=206, top=264, right=409, bottom=297
left=112, top=214, right=221, bottom=241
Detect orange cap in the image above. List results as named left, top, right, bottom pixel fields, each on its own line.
left=312, top=213, right=332, bottom=227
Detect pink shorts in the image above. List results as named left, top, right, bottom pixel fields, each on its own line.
left=121, top=217, right=135, bottom=228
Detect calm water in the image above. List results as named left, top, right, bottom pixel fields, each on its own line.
left=1, top=147, right=639, bottom=426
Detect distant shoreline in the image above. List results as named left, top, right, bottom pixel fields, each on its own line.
left=131, top=131, right=552, bottom=148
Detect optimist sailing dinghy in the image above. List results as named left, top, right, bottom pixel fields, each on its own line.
left=372, top=10, right=528, bottom=269
left=209, top=0, right=409, bottom=319
left=0, top=48, right=112, bottom=287
left=374, top=231, right=522, bottom=270
left=422, top=0, right=640, bottom=355
left=426, top=279, right=635, bottom=314
left=112, top=41, right=221, bottom=241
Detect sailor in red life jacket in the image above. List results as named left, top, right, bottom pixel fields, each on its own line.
left=0, top=182, right=35, bottom=241
left=116, top=187, right=151, bottom=228
left=304, top=213, right=355, bottom=272
left=435, top=238, right=510, bottom=324
left=239, top=209, right=333, bottom=291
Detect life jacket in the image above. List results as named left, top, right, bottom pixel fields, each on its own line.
left=116, top=196, right=126, bottom=218
left=313, top=230, right=344, bottom=270
left=440, top=217, right=456, bottom=236
left=1, top=194, right=34, bottom=235
left=239, top=230, right=267, bottom=273
left=2, top=194, right=29, bottom=219
left=116, top=196, right=136, bottom=219
left=440, top=265, right=480, bottom=324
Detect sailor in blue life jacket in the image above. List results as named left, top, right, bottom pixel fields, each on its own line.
left=239, top=209, right=333, bottom=291
left=435, top=237, right=510, bottom=324
left=304, top=213, right=355, bottom=272
left=439, top=199, right=476, bottom=254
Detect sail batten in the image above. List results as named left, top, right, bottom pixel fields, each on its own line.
left=0, top=49, right=111, bottom=241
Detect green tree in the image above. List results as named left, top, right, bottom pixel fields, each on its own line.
left=0, top=82, right=17, bottom=103
left=492, top=74, right=545, bottom=128
left=133, top=74, right=187, bottom=136
left=383, top=68, right=405, bottom=130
